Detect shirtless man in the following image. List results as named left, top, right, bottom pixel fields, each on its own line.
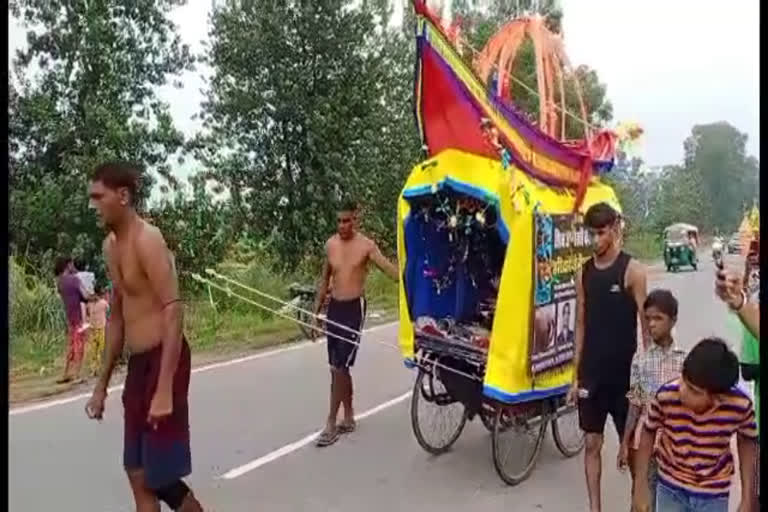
left=83, top=162, right=203, bottom=512
left=567, top=202, right=649, bottom=512
left=312, top=201, right=399, bottom=447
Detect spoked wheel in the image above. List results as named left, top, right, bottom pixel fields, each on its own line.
left=491, top=402, right=548, bottom=485
left=551, top=401, right=585, bottom=458
left=479, top=403, right=496, bottom=433
left=410, top=367, right=468, bottom=455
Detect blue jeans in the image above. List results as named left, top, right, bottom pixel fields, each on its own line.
left=655, top=481, right=728, bottom=512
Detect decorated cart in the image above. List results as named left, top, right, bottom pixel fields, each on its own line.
left=397, top=1, right=629, bottom=484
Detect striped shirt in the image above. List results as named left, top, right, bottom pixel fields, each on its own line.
left=644, top=379, right=758, bottom=499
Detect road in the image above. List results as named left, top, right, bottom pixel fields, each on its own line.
left=10, top=255, right=750, bottom=511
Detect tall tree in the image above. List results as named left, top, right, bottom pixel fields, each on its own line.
left=195, top=1, right=419, bottom=269
left=9, top=0, right=193, bottom=276
left=683, top=122, right=759, bottom=232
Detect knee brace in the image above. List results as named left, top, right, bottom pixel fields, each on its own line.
left=155, top=479, right=190, bottom=510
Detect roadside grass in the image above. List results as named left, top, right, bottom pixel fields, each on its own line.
left=9, top=255, right=399, bottom=399
left=624, top=231, right=661, bottom=263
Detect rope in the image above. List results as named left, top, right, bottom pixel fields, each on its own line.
left=204, top=269, right=362, bottom=340
left=189, top=273, right=483, bottom=382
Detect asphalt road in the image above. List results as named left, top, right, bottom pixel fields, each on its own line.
left=9, top=254, right=751, bottom=511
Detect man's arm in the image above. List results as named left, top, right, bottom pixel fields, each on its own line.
left=737, top=302, right=760, bottom=339
left=368, top=241, right=400, bottom=282
left=736, top=406, right=759, bottom=509
left=621, top=356, right=643, bottom=450
left=737, top=433, right=758, bottom=509
left=627, top=260, right=649, bottom=350
left=136, top=227, right=183, bottom=400
left=314, top=243, right=332, bottom=318
left=94, top=240, right=125, bottom=393
left=716, top=269, right=760, bottom=338
left=572, top=269, right=585, bottom=388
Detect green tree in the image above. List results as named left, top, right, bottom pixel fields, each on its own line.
left=194, top=1, right=419, bottom=269
left=149, top=175, right=237, bottom=289
left=683, top=122, right=759, bottom=232
left=9, top=0, right=193, bottom=277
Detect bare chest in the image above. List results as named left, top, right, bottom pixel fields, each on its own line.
left=328, top=245, right=368, bottom=274
left=109, top=242, right=149, bottom=298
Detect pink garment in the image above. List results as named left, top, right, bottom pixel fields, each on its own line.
left=88, top=299, right=108, bottom=329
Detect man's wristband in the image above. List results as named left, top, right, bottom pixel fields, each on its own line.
left=729, top=290, right=747, bottom=312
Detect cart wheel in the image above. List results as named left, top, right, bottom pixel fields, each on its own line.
left=551, top=403, right=585, bottom=458
left=479, top=403, right=496, bottom=433
left=410, top=368, right=467, bottom=455
left=296, top=298, right=315, bottom=339
left=491, top=403, right=548, bottom=485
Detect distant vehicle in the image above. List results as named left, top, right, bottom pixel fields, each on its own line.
left=727, top=234, right=742, bottom=254
left=663, top=223, right=698, bottom=272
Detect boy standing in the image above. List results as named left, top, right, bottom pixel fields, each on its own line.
left=632, top=338, right=758, bottom=512
left=618, top=289, right=686, bottom=511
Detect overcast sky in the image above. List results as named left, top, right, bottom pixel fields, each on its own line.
left=9, top=0, right=759, bottom=172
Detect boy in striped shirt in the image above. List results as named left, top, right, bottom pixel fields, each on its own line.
left=632, top=337, right=758, bottom=512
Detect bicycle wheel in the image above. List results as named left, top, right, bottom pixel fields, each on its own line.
left=551, top=402, right=585, bottom=458
left=296, top=297, right=315, bottom=339
left=491, top=402, right=548, bottom=485
left=479, top=403, right=496, bottom=433
left=410, top=368, right=467, bottom=455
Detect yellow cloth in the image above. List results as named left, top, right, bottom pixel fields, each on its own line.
left=87, top=327, right=106, bottom=376
left=398, top=149, right=621, bottom=402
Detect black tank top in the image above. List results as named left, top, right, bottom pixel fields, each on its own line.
left=579, top=251, right=638, bottom=390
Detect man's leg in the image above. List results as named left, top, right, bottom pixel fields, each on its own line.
left=340, top=368, right=355, bottom=428
left=127, top=470, right=161, bottom=512
left=584, top=433, right=604, bottom=512
left=654, top=482, right=691, bottom=512
left=58, top=328, right=75, bottom=383
left=579, top=392, right=609, bottom=512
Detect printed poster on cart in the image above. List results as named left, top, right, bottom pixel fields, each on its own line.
left=530, top=213, right=592, bottom=377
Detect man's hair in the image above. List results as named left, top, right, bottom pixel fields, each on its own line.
left=643, top=289, right=678, bottom=319
left=91, top=161, right=142, bottom=205
left=339, top=200, right=358, bottom=213
left=54, top=256, right=72, bottom=277
left=682, top=337, right=739, bottom=394
left=584, top=202, right=619, bottom=229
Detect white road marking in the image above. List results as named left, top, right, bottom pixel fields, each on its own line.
left=9, top=321, right=398, bottom=416
left=220, top=390, right=412, bottom=480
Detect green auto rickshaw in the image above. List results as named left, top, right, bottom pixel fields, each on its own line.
left=663, top=223, right=699, bottom=272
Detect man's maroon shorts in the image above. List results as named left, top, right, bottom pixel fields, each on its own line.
left=122, top=338, right=191, bottom=489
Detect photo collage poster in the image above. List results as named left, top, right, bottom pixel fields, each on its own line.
left=530, top=213, right=592, bottom=376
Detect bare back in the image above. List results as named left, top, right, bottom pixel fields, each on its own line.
left=327, top=233, right=374, bottom=301
left=104, top=219, right=178, bottom=354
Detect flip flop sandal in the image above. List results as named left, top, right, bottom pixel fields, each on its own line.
left=315, top=429, right=340, bottom=447
left=338, top=423, right=356, bottom=434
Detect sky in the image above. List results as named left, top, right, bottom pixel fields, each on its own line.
left=9, top=0, right=760, bottom=175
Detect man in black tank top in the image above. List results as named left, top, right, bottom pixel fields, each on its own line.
left=568, top=203, right=649, bottom=512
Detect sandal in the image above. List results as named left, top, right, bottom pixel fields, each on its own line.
left=338, top=422, right=356, bottom=434
left=315, top=429, right=340, bottom=447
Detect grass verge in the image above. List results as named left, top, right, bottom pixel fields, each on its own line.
left=10, top=261, right=399, bottom=404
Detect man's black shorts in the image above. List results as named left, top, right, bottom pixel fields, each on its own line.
left=326, top=297, right=367, bottom=369
left=578, top=384, right=629, bottom=438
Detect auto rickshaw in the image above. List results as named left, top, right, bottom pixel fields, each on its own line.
left=663, top=223, right=699, bottom=272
